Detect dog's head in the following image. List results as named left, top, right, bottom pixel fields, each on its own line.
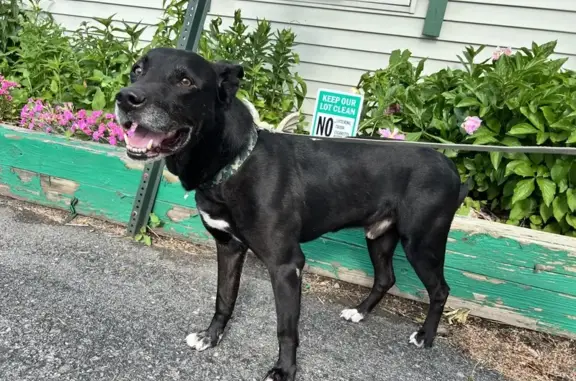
left=115, top=47, right=244, bottom=162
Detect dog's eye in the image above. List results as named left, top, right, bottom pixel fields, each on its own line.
left=133, top=66, right=143, bottom=75
left=180, top=77, right=194, bottom=87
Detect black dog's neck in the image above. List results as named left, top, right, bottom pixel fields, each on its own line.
left=166, top=99, right=254, bottom=192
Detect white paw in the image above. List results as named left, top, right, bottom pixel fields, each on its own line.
left=340, top=308, right=365, bottom=323
left=409, top=331, right=424, bottom=348
left=186, top=332, right=213, bottom=351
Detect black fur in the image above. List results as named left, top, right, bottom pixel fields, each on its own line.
left=115, top=47, right=469, bottom=381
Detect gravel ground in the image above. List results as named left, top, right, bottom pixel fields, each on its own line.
left=0, top=202, right=505, bottom=381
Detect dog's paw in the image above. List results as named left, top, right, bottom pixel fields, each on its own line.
left=409, top=331, right=424, bottom=348
left=263, top=367, right=294, bottom=381
left=186, top=330, right=221, bottom=352
left=409, top=330, right=436, bottom=349
left=340, top=308, right=365, bottom=323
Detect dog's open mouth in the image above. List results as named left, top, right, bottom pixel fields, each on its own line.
left=123, top=122, right=191, bottom=160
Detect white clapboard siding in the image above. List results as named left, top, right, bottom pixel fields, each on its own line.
left=43, top=0, right=576, bottom=119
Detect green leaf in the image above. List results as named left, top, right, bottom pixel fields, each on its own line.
left=143, top=235, right=152, bottom=246
left=92, top=88, right=106, bottom=110
left=456, top=97, right=481, bottom=107
left=50, top=79, right=58, bottom=93
left=501, top=137, right=522, bottom=146
left=489, top=152, right=502, bottom=170
left=567, top=189, right=576, bottom=212
left=567, top=130, right=576, bottom=144
left=529, top=215, right=543, bottom=225
left=520, top=106, right=545, bottom=131
left=540, top=106, right=557, bottom=125
left=473, top=135, right=498, bottom=145
left=550, top=118, right=574, bottom=131
left=543, top=222, right=561, bottom=234
left=505, top=160, right=534, bottom=177
left=72, top=84, right=87, bottom=95
left=536, top=178, right=556, bottom=206
left=486, top=118, right=501, bottom=134
left=509, top=198, right=535, bottom=221
left=405, top=132, right=422, bottom=141
left=552, top=194, right=569, bottom=222
left=551, top=160, right=571, bottom=183
left=536, top=131, right=549, bottom=145
left=512, top=179, right=535, bottom=204
left=134, top=234, right=143, bottom=242
left=508, top=123, right=539, bottom=135
left=566, top=214, right=576, bottom=229
left=540, top=202, right=553, bottom=223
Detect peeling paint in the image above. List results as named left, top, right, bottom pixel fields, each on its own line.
left=473, top=293, right=487, bottom=301
left=564, top=266, right=576, bottom=273
left=534, top=308, right=543, bottom=312
left=5, top=134, right=23, bottom=140
left=12, top=168, right=36, bottom=183
left=462, top=272, right=506, bottom=284
left=40, top=175, right=79, bottom=195
left=166, top=206, right=197, bottom=222
left=534, top=264, right=555, bottom=273
left=122, top=159, right=145, bottom=171
left=162, top=171, right=179, bottom=183
left=567, top=315, right=576, bottom=321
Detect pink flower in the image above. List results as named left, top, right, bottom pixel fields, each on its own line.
left=105, top=113, right=115, bottom=120
left=492, top=47, right=513, bottom=61
left=109, top=135, right=117, bottom=145
left=461, top=116, right=482, bottom=135
left=378, top=127, right=406, bottom=140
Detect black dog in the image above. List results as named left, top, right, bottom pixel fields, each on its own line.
left=115, top=47, right=468, bottom=381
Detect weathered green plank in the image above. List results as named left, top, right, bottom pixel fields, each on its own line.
left=0, top=125, right=144, bottom=194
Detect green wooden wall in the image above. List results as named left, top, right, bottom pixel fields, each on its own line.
left=1, top=124, right=575, bottom=339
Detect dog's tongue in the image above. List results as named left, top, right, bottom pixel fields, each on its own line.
left=127, top=123, right=165, bottom=148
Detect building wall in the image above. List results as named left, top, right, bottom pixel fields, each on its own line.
left=42, top=0, right=576, bottom=119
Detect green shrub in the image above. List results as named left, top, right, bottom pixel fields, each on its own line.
left=0, top=0, right=306, bottom=126
left=151, top=4, right=307, bottom=127
left=357, top=41, right=576, bottom=235
left=0, top=0, right=145, bottom=114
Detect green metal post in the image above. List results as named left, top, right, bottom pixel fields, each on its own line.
left=126, top=0, right=211, bottom=237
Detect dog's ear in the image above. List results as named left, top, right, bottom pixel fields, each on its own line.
left=213, top=61, right=244, bottom=104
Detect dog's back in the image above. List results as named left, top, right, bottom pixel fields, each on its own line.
left=247, top=130, right=464, bottom=243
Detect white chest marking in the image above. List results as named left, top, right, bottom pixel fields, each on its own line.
left=199, top=210, right=230, bottom=232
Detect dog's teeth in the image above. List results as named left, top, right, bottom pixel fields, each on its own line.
left=124, top=133, right=129, bottom=144
left=147, top=139, right=153, bottom=150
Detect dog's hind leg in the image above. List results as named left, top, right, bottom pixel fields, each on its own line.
left=340, top=228, right=399, bottom=323
left=186, top=238, right=248, bottom=352
left=402, top=217, right=451, bottom=349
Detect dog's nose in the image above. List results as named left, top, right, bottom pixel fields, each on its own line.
left=116, top=88, right=147, bottom=109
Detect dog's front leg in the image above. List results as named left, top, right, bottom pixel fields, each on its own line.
left=263, top=247, right=305, bottom=381
left=186, top=239, right=247, bottom=351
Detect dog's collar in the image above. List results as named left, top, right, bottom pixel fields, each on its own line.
left=197, top=127, right=259, bottom=190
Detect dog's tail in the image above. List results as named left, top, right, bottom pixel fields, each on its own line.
left=457, top=177, right=472, bottom=206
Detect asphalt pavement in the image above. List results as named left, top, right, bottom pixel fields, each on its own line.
left=0, top=200, right=506, bottom=381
